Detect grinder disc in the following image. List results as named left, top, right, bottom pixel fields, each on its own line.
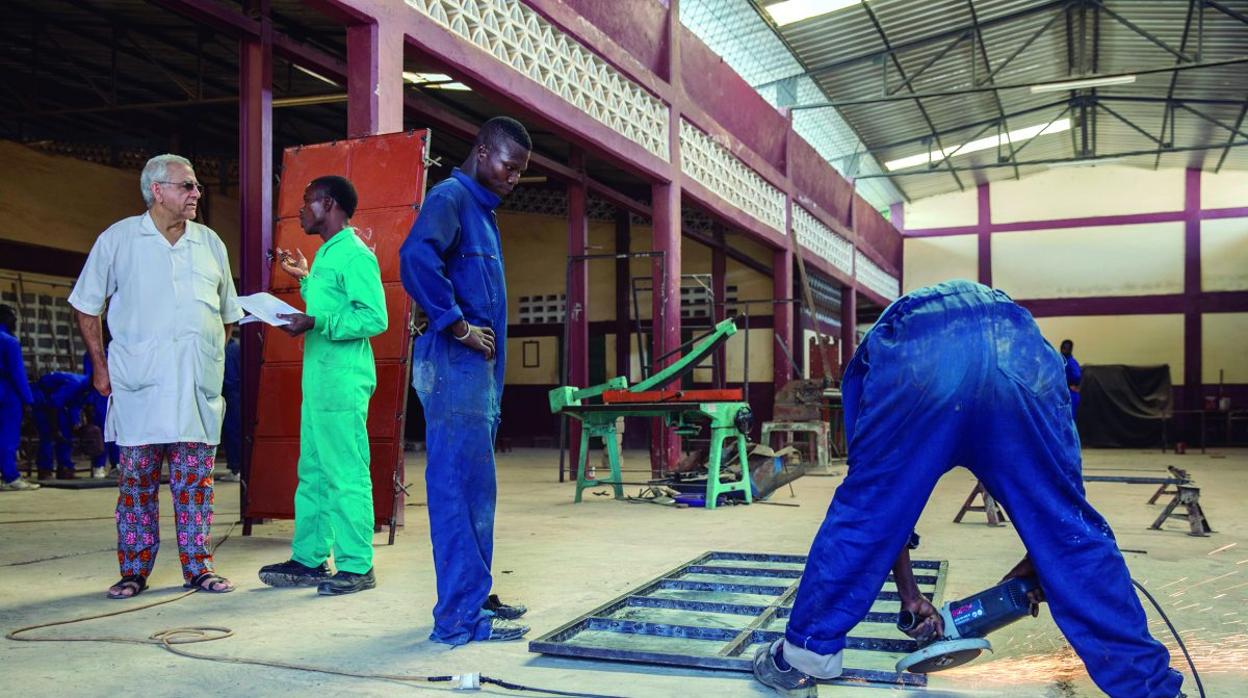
left=895, top=638, right=992, bottom=674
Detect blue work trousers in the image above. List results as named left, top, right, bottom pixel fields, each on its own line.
left=414, top=333, right=503, bottom=645
left=88, top=392, right=119, bottom=469
left=34, top=405, right=77, bottom=472
left=0, top=399, right=21, bottom=482
left=784, top=281, right=1181, bottom=698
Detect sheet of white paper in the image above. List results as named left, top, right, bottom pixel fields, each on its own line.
left=237, top=292, right=298, bottom=327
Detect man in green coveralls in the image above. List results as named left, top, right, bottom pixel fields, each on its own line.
left=258, top=175, right=388, bottom=595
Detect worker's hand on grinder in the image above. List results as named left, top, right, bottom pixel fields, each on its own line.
left=900, top=596, right=944, bottom=644
left=452, top=320, right=495, bottom=360
left=1001, top=555, right=1045, bottom=616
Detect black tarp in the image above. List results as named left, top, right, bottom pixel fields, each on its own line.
left=1077, top=365, right=1172, bottom=448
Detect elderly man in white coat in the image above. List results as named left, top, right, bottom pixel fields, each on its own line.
left=70, top=154, right=242, bottom=600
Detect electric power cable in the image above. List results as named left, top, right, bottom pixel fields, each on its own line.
left=1132, top=578, right=1206, bottom=698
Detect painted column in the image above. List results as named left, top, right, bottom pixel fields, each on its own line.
left=615, top=209, right=631, bottom=380
left=711, top=226, right=727, bottom=388
left=346, top=21, right=404, bottom=137
left=238, top=0, right=272, bottom=531
left=1183, top=168, right=1202, bottom=411
left=567, top=152, right=590, bottom=475
left=977, top=182, right=992, bottom=287
left=840, top=284, right=857, bottom=369
left=773, top=246, right=794, bottom=391
left=650, top=181, right=682, bottom=475
left=649, top=0, right=682, bottom=476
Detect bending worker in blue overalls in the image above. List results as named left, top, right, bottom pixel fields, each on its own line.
left=32, top=370, right=90, bottom=480
left=84, top=343, right=120, bottom=478
left=753, top=281, right=1183, bottom=698
left=1, top=305, right=39, bottom=491
left=400, top=116, right=532, bottom=644
left=1061, top=338, right=1082, bottom=420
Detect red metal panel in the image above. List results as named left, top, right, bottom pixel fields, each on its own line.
left=246, top=130, right=428, bottom=526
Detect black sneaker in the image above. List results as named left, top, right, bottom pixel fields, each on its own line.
left=485, top=617, right=529, bottom=641
left=317, top=568, right=376, bottom=596
left=753, top=640, right=818, bottom=697
left=258, top=559, right=332, bottom=587
left=484, top=593, right=527, bottom=620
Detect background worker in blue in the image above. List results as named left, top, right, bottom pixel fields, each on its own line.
left=83, top=331, right=120, bottom=478
left=1061, top=338, right=1082, bottom=420
left=400, top=116, right=532, bottom=644
left=32, top=370, right=90, bottom=480
left=217, top=330, right=241, bottom=482
left=0, top=305, right=39, bottom=491
left=753, top=281, right=1183, bottom=698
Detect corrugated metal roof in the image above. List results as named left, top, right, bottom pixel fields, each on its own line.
left=761, top=0, right=1248, bottom=202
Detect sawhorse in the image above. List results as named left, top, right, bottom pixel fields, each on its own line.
left=953, top=480, right=1008, bottom=527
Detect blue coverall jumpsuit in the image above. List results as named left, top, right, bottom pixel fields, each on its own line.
left=400, top=168, right=507, bottom=645
left=0, top=322, right=34, bottom=484
left=83, top=351, right=119, bottom=470
left=222, top=338, right=242, bottom=474
left=784, top=281, right=1181, bottom=698
left=32, top=372, right=88, bottom=474
left=1065, top=352, right=1083, bottom=420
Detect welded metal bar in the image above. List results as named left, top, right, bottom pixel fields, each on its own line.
left=1004, top=104, right=1072, bottom=162
left=1206, top=0, right=1248, bottom=27
left=855, top=139, right=1248, bottom=176
left=1215, top=101, right=1248, bottom=172
left=862, top=2, right=964, bottom=191
left=790, top=57, right=1248, bottom=109
left=1097, top=101, right=1165, bottom=145
left=1178, top=102, right=1248, bottom=139
left=967, top=0, right=1020, bottom=179
left=982, top=8, right=1065, bottom=85
left=1092, top=0, right=1192, bottom=62
left=1154, top=0, right=1199, bottom=168
left=887, top=32, right=968, bottom=96
left=1083, top=476, right=1187, bottom=485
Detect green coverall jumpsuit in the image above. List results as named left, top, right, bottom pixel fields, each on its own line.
left=291, top=228, right=388, bottom=575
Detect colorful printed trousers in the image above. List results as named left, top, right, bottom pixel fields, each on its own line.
left=116, top=442, right=218, bottom=581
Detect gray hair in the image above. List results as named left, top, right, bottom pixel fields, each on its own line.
left=140, top=154, right=194, bottom=206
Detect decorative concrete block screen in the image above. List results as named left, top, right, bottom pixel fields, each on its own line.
left=793, top=205, right=853, bottom=278
left=680, top=118, right=787, bottom=234
left=405, top=0, right=669, bottom=161
left=855, top=250, right=901, bottom=301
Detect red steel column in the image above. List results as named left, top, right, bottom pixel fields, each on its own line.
left=840, top=284, right=857, bottom=369
left=346, top=21, right=404, bottom=138
left=567, top=152, right=590, bottom=472
left=648, top=0, right=682, bottom=475
left=773, top=245, right=794, bottom=391
left=711, top=226, right=727, bottom=388
left=239, top=0, right=272, bottom=531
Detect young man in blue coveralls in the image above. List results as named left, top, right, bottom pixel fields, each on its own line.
left=0, top=305, right=39, bottom=491
left=32, top=370, right=90, bottom=480
left=753, top=281, right=1184, bottom=698
left=400, top=117, right=532, bottom=644
left=1061, top=338, right=1082, bottom=420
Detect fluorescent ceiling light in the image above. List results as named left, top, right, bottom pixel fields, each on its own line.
left=1030, top=74, right=1136, bottom=93
left=884, top=118, right=1071, bottom=171
left=766, top=0, right=861, bottom=27
left=293, top=64, right=339, bottom=87
left=403, top=71, right=472, bottom=91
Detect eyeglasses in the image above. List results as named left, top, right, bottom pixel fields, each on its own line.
left=157, top=181, right=204, bottom=194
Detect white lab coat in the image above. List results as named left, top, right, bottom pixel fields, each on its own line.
left=69, top=212, right=242, bottom=447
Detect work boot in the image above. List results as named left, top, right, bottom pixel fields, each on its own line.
left=753, top=640, right=818, bottom=697
left=57, top=467, right=76, bottom=480
left=0, top=477, right=41, bottom=491
left=317, top=568, right=376, bottom=596
left=485, top=617, right=529, bottom=641
left=258, top=559, right=332, bottom=587
left=484, top=593, right=527, bottom=620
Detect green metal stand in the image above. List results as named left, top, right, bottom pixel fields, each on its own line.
left=575, top=416, right=625, bottom=502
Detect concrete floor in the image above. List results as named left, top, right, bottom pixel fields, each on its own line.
left=1, top=447, right=1244, bottom=697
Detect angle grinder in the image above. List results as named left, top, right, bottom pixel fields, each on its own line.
left=895, top=575, right=1040, bottom=674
